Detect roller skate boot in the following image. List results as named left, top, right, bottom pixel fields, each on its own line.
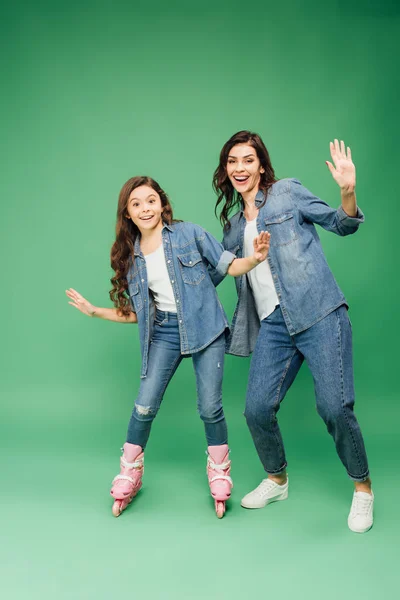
left=110, top=443, right=144, bottom=517
left=206, top=444, right=233, bottom=518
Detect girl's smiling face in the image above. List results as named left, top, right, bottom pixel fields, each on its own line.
left=226, top=143, right=265, bottom=196
left=126, top=185, right=163, bottom=233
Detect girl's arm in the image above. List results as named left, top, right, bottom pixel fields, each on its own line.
left=197, top=226, right=270, bottom=281
left=66, top=288, right=137, bottom=323
left=227, top=231, right=270, bottom=277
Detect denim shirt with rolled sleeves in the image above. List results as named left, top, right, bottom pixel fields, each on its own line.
left=210, top=178, right=365, bottom=357
left=127, top=222, right=236, bottom=378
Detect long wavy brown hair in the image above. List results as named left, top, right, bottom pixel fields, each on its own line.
left=110, top=176, right=175, bottom=316
left=213, top=130, right=277, bottom=229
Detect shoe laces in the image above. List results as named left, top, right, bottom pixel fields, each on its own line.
left=352, top=492, right=373, bottom=516
left=256, top=479, right=278, bottom=497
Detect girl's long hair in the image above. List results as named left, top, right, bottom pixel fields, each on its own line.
left=110, top=176, right=174, bottom=316
left=213, top=130, right=277, bottom=229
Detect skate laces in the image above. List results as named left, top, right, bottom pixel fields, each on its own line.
left=112, top=454, right=144, bottom=486
left=112, top=474, right=137, bottom=485
left=120, top=452, right=144, bottom=470
left=207, top=453, right=233, bottom=486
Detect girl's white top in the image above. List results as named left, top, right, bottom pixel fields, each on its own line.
left=244, top=217, right=279, bottom=321
left=144, top=244, right=177, bottom=313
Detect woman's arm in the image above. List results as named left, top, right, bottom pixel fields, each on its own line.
left=291, top=139, right=364, bottom=237
left=66, top=288, right=137, bottom=323
left=325, top=139, right=357, bottom=217
left=227, top=231, right=270, bottom=277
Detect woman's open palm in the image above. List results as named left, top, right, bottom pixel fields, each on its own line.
left=326, top=139, right=356, bottom=191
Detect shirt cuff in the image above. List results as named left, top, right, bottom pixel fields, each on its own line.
left=337, top=205, right=365, bottom=227
left=216, top=250, right=236, bottom=276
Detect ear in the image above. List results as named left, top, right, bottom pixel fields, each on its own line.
left=125, top=213, right=131, bottom=219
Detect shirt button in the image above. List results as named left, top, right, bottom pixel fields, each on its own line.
left=167, top=260, right=171, bottom=264
left=171, top=280, right=174, bottom=284
left=179, top=320, right=182, bottom=324
left=189, top=261, right=192, bottom=265
left=141, top=279, right=144, bottom=282
left=176, top=299, right=180, bottom=303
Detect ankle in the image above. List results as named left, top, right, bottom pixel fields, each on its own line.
left=354, top=477, right=372, bottom=494
left=268, top=473, right=287, bottom=486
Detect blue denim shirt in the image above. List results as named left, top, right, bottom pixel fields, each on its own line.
left=127, top=222, right=236, bottom=377
left=211, top=178, right=365, bottom=357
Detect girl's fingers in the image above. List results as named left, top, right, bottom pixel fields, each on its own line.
left=66, top=289, right=77, bottom=298
left=69, top=288, right=83, bottom=300
left=340, top=140, right=346, bottom=155
left=334, top=138, right=341, bottom=157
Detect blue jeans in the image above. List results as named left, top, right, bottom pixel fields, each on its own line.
left=244, top=305, right=369, bottom=482
left=127, top=310, right=228, bottom=448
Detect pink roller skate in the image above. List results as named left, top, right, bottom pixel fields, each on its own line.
left=206, top=445, right=233, bottom=519
left=110, top=443, right=144, bottom=517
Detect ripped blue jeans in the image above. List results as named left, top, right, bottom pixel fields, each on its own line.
left=126, top=310, right=228, bottom=448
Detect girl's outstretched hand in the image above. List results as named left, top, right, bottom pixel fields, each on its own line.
left=253, top=231, right=271, bottom=263
left=325, top=139, right=356, bottom=192
left=66, top=288, right=97, bottom=317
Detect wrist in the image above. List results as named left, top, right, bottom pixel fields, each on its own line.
left=90, top=306, right=100, bottom=318
left=250, top=255, right=259, bottom=267
left=340, top=184, right=356, bottom=196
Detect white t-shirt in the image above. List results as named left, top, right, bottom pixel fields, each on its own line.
left=144, top=244, right=177, bottom=313
left=244, top=217, right=279, bottom=321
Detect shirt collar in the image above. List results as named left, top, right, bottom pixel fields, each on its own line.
left=239, top=189, right=266, bottom=216
left=133, top=222, right=172, bottom=256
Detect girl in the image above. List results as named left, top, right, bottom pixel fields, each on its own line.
left=66, top=176, right=270, bottom=518
left=211, top=132, right=373, bottom=532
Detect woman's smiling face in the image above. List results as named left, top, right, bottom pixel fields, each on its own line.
left=226, top=143, right=264, bottom=196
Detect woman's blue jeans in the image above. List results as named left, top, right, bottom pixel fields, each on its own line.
left=127, top=310, right=228, bottom=449
left=245, top=305, right=369, bottom=482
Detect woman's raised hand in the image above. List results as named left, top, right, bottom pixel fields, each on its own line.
left=66, top=288, right=97, bottom=317
left=325, top=139, right=356, bottom=192
left=253, top=231, right=271, bottom=263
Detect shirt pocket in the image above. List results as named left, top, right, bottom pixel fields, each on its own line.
left=177, top=250, right=206, bottom=285
left=128, top=281, right=144, bottom=313
left=264, top=213, right=298, bottom=247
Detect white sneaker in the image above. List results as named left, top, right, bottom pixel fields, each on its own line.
left=348, top=491, right=374, bottom=533
left=241, top=477, right=289, bottom=509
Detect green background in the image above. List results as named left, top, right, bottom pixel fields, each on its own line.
left=1, top=1, right=398, bottom=598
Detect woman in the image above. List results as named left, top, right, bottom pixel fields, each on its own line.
left=211, top=131, right=373, bottom=532
left=66, top=175, right=270, bottom=518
